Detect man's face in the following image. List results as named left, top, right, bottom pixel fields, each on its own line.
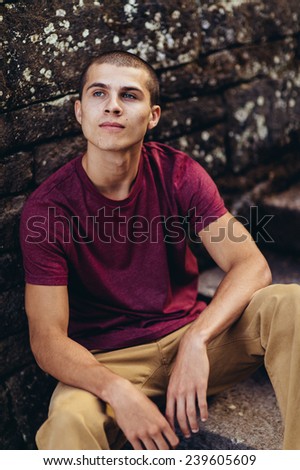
left=75, top=63, right=161, bottom=153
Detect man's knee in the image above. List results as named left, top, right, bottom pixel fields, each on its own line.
left=249, top=283, right=300, bottom=331
left=36, top=410, right=87, bottom=449
left=255, top=283, right=300, bottom=298
left=251, top=283, right=300, bottom=309
left=37, top=406, right=115, bottom=450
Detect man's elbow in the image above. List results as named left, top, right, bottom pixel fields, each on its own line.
left=29, top=329, right=54, bottom=374
left=257, top=256, right=272, bottom=288
left=30, top=336, right=47, bottom=372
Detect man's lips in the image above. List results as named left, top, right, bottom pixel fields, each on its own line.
left=99, top=122, right=125, bottom=128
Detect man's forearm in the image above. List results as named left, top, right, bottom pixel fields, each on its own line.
left=194, top=256, right=272, bottom=345
left=32, top=332, right=121, bottom=402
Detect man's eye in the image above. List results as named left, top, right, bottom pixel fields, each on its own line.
left=93, top=91, right=104, bottom=97
left=123, top=92, right=136, bottom=99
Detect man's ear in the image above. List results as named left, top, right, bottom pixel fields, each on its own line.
left=74, top=99, right=82, bottom=125
left=147, top=105, right=161, bottom=130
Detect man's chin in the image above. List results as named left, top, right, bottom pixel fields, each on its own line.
left=92, top=139, right=144, bottom=154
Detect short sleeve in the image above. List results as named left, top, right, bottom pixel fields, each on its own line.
left=20, top=198, right=69, bottom=285
left=174, top=155, right=227, bottom=235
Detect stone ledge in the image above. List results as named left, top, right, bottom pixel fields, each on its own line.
left=198, top=247, right=300, bottom=298
left=259, top=184, right=300, bottom=254
left=177, top=368, right=282, bottom=450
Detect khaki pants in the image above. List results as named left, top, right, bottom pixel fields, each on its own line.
left=36, top=284, right=300, bottom=450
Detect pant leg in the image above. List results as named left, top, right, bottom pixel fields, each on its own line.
left=206, top=283, right=300, bottom=450
left=36, top=382, right=124, bottom=450
left=36, top=334, right=179, bottom=450
left=245, top=283, right=300, bottom=450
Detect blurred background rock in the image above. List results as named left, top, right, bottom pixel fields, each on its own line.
left=0, top=0, right=299, bottom=449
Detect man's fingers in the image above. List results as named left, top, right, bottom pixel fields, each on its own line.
left=167, top=391, right=207, bottom=440
left=165, top=396, right=176, bottom=431
left=176, top=395, right=191, bottom=438
left=197, top=391, right=208, bottom=422
left=142, top=437, right=160, bottom=450
left=151, top=424, right=179, bottom=450
left=152, top=434, right=173, bottom=450
left=130, top=425, right=179, bottom=450
left=130, top=438, right=144, bottom=450
left=186, top=393, right=199, bottom=433
left=165, top=428, right=180, bottom=449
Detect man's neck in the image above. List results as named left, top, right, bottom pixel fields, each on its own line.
left=82, top=143, right=143, bottom=200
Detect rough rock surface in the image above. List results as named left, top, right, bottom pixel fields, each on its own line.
left=200, top=0, right=300, bottom=53
left=1, top=0, right=200, bottom=112
left=1, top=0, right=300, bottom=450
left=258, top=183, right=300, bottom=254
left=225, top=77, right=300, bottom=172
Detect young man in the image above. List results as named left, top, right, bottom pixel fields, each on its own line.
left=20, top=51, right=300, bottom=450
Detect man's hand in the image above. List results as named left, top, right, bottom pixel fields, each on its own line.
left=108, top=376, right=179, bottom=450
left=165, top=324, right=209, bottom=438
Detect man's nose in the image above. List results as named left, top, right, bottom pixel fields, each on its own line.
left=104, top=94, right=122, bottom=114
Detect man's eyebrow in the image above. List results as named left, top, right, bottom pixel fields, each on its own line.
left=121, top=86, right=144, bottom=94
left=86, top=82, right=108, bottom=91
left=86, top=83, right=144, bottom=94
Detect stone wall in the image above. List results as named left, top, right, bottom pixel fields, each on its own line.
left=1, top=0, right=300, bottom=449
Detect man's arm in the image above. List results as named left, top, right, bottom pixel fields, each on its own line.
left=166, top=211, right=272, bottom=437
left=25, top=283, right=178, bottom=450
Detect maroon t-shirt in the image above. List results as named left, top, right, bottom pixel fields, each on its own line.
left=20, top=142, right=227, bottom=350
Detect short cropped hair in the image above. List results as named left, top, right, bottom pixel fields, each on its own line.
left=78, top=50, right=160, bottom=106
